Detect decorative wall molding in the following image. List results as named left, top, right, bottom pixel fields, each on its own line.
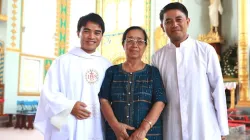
left=236, top=0, right=249, bottom=107
left=5, top=47, right=20, bottom=52
left=55, top=0, right=70, bottom=56
left=0, top=15, right=7, bottom=21
left=10, top=0, right=18, bottom=48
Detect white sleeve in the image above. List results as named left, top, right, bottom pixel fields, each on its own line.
left=34, top=59, right=76, bottom=133
left=206, top=46, right=229, bottom=136
left=151, top=54, right=157, bottom=66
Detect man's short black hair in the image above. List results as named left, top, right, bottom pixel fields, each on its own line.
left=159, top=2, right=188, bottom=23
left=77, top=13, right=105, bottom=34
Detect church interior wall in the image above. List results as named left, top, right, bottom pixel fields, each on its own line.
left=2, top=0, right=97, bottom=114
left=0, top=0, right=242, bottom=113
left=183, top=0, right=210, bottom=39
left=0, top=22, right=6, bottom=43
left=221, top=0, right=238, bottom=52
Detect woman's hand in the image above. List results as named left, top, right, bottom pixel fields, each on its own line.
left=111, top=122, right=135, bottom=140
left=128, top=127, right=147, bottom=140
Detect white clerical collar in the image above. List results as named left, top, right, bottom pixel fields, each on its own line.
left=168, top=35, right=192, bottom=49
left=68, top=47, right=101, bottom=58
left=179, top=36, right=192, bottom=48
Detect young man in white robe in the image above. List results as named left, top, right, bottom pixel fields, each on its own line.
left=152, top=2, right=229, bottom=140
left=34, top=13, right=112, bottom=140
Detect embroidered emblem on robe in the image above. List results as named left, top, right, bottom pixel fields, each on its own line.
left=85, top=69, right=99, bottom=84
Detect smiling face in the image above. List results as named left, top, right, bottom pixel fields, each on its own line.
left=77, top=21, right=103, bottom=53
left=123, top=29, right=147, bottom=60
left=161, top=9, right=190, bottom=46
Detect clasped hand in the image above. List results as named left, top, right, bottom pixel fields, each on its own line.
left=112, top=122, right=147, bottom=140
left=128, top=128, right=147, bottom=140
left=71, top=101, right=91, bottom=120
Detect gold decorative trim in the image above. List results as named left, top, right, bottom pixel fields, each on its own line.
left=237, top=0, right=249, bottom=107
left=223, top=78, right=238, bottom=82
left=19, top=0, right=24, bottom=51
left=229, top=88, right=236, bottom=108
left=44, top=61, right=53, bottom=72
left=65, top=0, right=70, bottom=53
left=20, top=53, right=55, bottom=60
left=236, top=102, right=250, bottom=107
left=18, top=92, right=40, bottom=96
left=55, top=0, right=61, bottom=56
left=55, top=0, right=69, bottom=56
left=60, top=0, right=66, bottom=55
left=0, top=14, right=7, bottom=21
left=143, top=0, right=151, bottom=63
left=6, top=47, right=20, bottom=52
left=198, top=30, right=224, bottom=43
left=10, top=0, right=18, bottom=48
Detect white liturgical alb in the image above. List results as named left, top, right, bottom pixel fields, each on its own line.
left=34, top=47, right=112, bottom=140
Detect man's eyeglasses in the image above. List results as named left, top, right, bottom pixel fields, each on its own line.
left=125, top=38, right=146, bottom=46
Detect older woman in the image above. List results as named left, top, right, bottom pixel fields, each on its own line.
left=99, top=26, right=166, bottom=140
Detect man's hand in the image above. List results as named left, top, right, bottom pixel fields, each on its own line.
left=71, top=101, right=91, bottom=120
